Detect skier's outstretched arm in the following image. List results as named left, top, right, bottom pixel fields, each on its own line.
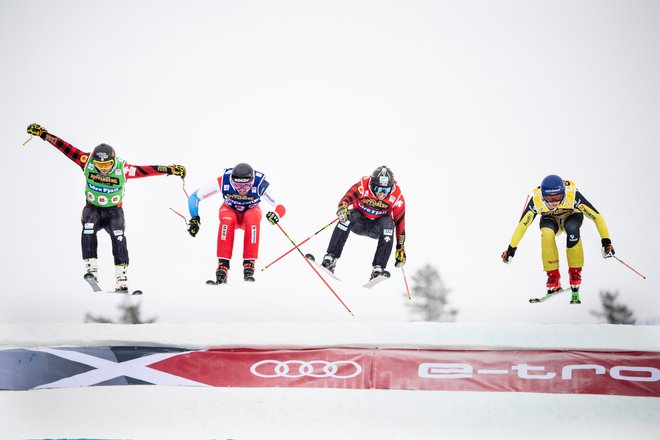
left=575, top=191, right=610, bottom=240
left=124, top=163, right=186, bottom=179
left=262, top=189, right=286, bottom=225
left=186, top=181, right=221, bottom=237
left=338, top=181, right=361, bottom=208
left=27, top=123, right=87, bottom=170
left=575, top=191, right=614, bottom=257
left=502, top=198, right=537, bottom=263
left=392, top=194, right=406, bottom=267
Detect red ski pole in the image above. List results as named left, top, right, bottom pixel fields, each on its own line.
left=401, top=266, right=412, bottom=301
left=261, top=217, right=338, bottom=272
left=613, top=256, right=646, bottom=279
left=274, top=222, right=354, bottom=316
left=181, top=178, right=189, bottom=199
left=170, top=207, right=189, bottom=225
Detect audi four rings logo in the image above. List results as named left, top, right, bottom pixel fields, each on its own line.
left=250, top=360, right=362, bottom=379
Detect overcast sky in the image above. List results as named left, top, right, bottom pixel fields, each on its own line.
left=1, top=0, right=658, bottom=324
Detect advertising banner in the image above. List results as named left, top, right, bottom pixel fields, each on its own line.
left=2, top=347, right=658, bottom=397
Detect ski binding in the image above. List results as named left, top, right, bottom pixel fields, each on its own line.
left=305, top=253, right=342, bottom=282
left=362, top=271, right=391, bottom=289
left=84, top=273, right=142, bottom=295
left=206, top=279, right=229, bottom=286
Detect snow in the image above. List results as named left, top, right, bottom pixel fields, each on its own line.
left=2, top=322, right=659, bottom=439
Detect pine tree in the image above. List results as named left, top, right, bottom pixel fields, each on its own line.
left=590, top=290, right=636, bottom=325
left=85, top=299, right=157, bottom=324
left=405, top=264, right=457, bottom=321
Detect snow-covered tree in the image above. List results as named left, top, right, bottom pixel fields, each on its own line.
left=405, top=264, right=457, bottom=321
left=590, top=290, right=636, bottom=325
left=85, top=299, right=157, bottom=324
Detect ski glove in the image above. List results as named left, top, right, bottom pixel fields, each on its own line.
left=601, top=238, right=615, bottom=258
left=27, top=123, right=48, bottom=139
left=395, top=246, right=406, bottom=268
left=188, top=216, right=201, bottom=237
left=501, top=245, right=516, bottom=264
left=336, top=204, right=349, bottom=223
left=266, top=211, right=280, bottom=225
left=168, top=164, right=187, bottom=179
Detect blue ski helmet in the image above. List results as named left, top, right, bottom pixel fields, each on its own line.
left=540, top=175, right=565, bottom=203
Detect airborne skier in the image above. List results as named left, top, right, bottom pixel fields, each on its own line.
left=186, top=162, right=286, bottom=284
left=501, top=175, right=615, bottom=303
left=321, top=165, right=406, bottom=281
left=26, top=123, right=187, bottom=293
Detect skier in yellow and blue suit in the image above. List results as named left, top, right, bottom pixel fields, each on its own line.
left=501, top=175, right=615, bottom=299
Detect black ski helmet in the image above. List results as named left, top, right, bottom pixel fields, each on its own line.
left=91, top=143, right=116, bottom=173
left=370, top=165, right=394, bottom=193
left=230, top=163, right=254, bottom=183
left=92, top=143, right=115, bottom=162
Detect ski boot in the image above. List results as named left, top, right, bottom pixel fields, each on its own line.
left=215, top=258, right=229, bottom=284
left=568, top=267, right=582, bottom=289
left=115, top=264, right=128, bottom=293
left=569, top=267, right=582, bottom=304
left=321, top=254, right=337, bottom=273
left=84, top=258, right=99, bottom=282
left=370, top=265, right=384, bottom=281
left=545, top=269, right=561, bottom=294
left=243, top=259, right=256, bottom=282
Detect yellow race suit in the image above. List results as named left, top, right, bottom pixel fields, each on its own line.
left=507, top=180, right=610, bottom=271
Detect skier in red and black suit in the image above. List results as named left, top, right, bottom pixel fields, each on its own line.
left=322, top=165, right=406, bottom=280
left=26, top=123, right=186, bottom=292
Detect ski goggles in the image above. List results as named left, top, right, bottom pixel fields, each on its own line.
left=93, top=159, right=115, bottom=174
left=374, top=186, right=392, bottom=195
left=231, top=179, right=254, bottom=192
left=543, top=194, right=564, bottom=204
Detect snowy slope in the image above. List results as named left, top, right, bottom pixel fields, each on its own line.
left=1, top=322, right=659, bottom=439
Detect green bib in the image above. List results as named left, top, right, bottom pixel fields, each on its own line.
left=83, top=158, right=127, bottom=207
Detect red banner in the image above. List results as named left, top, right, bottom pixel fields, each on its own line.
left=3, top=347, right=658, bottom=395
left=148, top=348, right=660, bottom=397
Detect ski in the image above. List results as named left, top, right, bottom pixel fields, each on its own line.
left=84, top=273, right=142, bottom=295
left=304, top=253, right=342, bottom=282
left=206, top=279, right=255, bottom=285
left=84, top=273, right=103, bottom=292
left=113, top=289, right=143, bottom=296
left=206, top=279, right=229, bottom=286
left=362, top=271, right=391, bottom=289
left=529, top=287, right=574, bottom=304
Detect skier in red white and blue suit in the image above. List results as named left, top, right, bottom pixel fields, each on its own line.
left=187, top=163, right=286, bottom=284
left=321, top=165, right=406, bottom=281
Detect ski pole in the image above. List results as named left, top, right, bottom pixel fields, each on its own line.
left=261, top=217, right=338, bottom=271
left=401, top=266, right=412, bottom=302
left=613, top=256, right=646, bottom=279
left=519, top=194, right=529, bottom=218
left=273, top=222, right=354, bottom=316
left=181, top=178, right=189, bottom=199
left=22, top=135, right=33, bottom=146
left=170, top=207, right=189, bottom=225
